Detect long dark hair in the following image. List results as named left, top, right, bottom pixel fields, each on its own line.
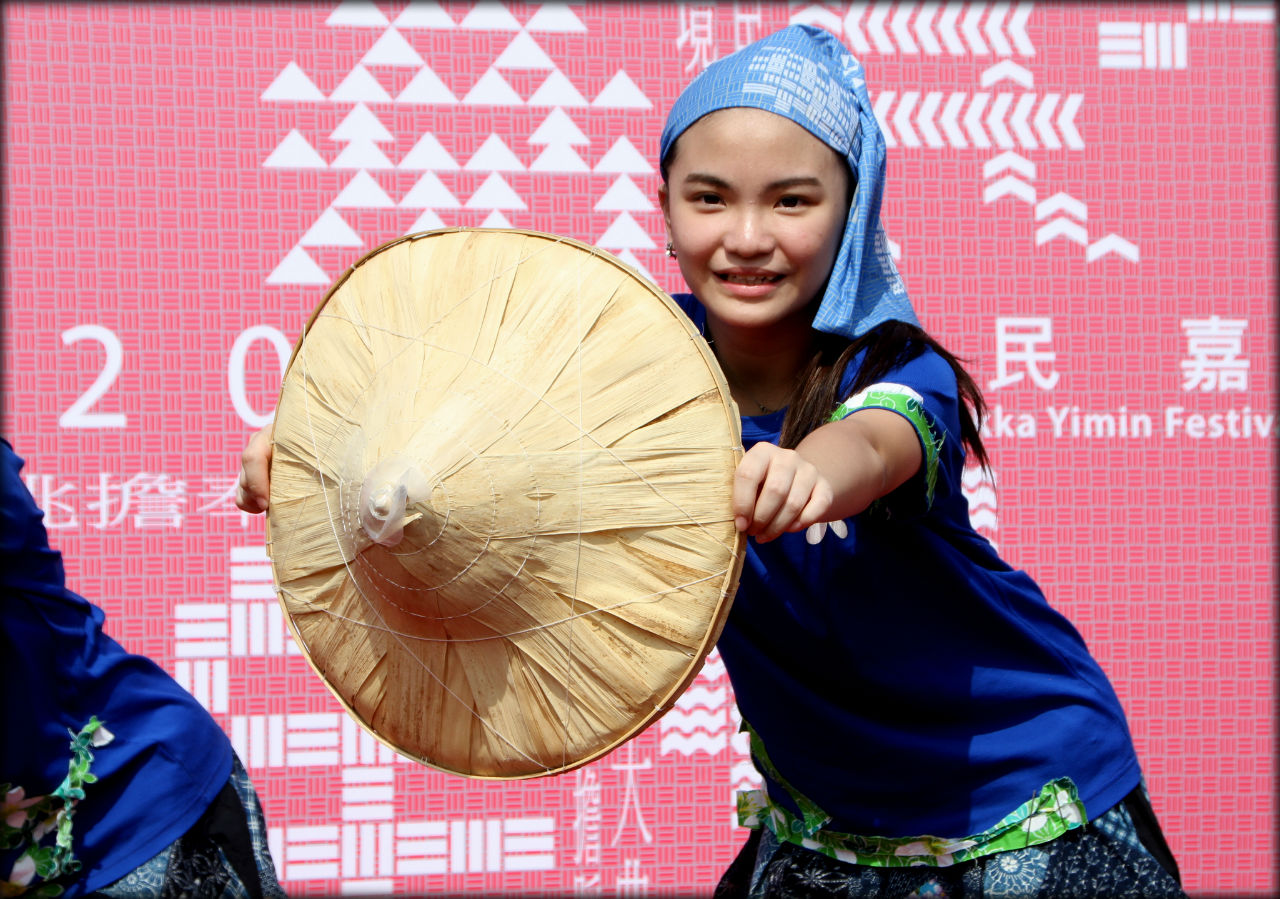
left=780, top=321, right=990, bottom=473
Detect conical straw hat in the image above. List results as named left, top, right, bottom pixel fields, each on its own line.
left=267, top=228, right=744, bottom=779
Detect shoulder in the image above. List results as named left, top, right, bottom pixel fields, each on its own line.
left=838, top=335, right=959, bottom=405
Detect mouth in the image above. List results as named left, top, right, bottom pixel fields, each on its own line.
left=716, top=272, right=783, bottom=286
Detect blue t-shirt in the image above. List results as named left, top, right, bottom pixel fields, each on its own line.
left=1, top=439, right=232, bottom=896
left=673, top=295, right=1141, bottom=839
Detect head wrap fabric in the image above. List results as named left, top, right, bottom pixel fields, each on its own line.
left=659, top=24, right=918, bottom=340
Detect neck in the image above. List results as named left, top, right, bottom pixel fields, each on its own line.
left=705, top=315, right=814, bottom=415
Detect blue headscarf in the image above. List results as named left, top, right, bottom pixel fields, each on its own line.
left=659, top=24, right=917, bottom=340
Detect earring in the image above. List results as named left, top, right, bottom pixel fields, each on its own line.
left=665, top=242, right=676, bottom=259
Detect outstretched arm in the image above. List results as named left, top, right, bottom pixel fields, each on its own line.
left=732, top=408, right=922, bottom=543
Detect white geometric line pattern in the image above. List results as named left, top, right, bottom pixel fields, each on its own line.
left=1099, top=21, right=1188, bottom=69
left=1187, top=0, right=1275, bottom=23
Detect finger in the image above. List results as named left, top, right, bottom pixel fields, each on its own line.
left=786, top=488, right=832, bottom=538
left=761, top=471, right=837, bottom=543
left=731, top=444, right=777, bottom=531
left=748, top=464, right=797, bottom=539
left=754, top=465, right=818, bottom=543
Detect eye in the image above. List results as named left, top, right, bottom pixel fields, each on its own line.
left=777, top=195, right=809, bottom=209
left=693, top=192, right=723, bottom=206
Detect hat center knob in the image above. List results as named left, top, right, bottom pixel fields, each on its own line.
left=358, top=455, right=433, bottom=547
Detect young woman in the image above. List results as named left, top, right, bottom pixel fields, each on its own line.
left=237, top=24, right=1185, bottom=898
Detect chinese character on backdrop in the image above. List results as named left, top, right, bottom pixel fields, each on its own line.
left=733, top=2, right=764, bottom=50
left=1180, top=315, right=1249, bottom=392
left=988, top=317, right=1061, bottom=391
left=677, top=4, right=718, bottom=72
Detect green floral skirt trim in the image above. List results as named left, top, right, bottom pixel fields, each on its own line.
left=737, top=779, right=1087, bottom=869
left=2, top=717, right=113, bottom=897
left=736, top=725, right=1086, bottom=868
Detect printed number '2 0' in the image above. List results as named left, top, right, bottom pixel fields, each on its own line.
left=59, top=325, right=127, bottom=429
left=59, top=324, right=291, bottom=430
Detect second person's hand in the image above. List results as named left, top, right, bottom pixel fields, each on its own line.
left=234, top=426, right=273, bottom=514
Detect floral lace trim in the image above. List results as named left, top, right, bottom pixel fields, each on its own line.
left=829, top=383, right=941, bottom=510
left=2, top=718, right=113, bottom=897
left=736, top=724, right=1086, bottom=868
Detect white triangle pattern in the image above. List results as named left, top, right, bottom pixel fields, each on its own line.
left=331, top=141, right=395, bottom=170
left=595, top=137, right=653, bottom=174
left=529, top=145, right=588, bottom=172
left=465, top=135, right=525, bottom=171
left=530, top=144, right=589, bottom=173
left=593, top=71, right=651, bottom=109
left=480, top=209, right=515, bottom=228
left=597, top=212, right=657, bottom=250
left=528, top=108, right=590, bottom=146
left=460, top=2, right=522, bottom=31
left=528, top=70, right=588, bottom=107
left=495, top=31, right=556, bottom=70
left=594, top=175, right=652, bottom=212
left=264, top=131, right=327, bottom=169
left=333, top=171, right=396, bottom=208
left=362, top=28, right=425, bottom=67
left=408, top=208, right=448, bottom=232
left=330, top=65, right=392, bottom=103
left=267, top=247, right=330, bottom=285
left=262, top=62, right=325, bottom=102
left=397, top=67, right=457, bottom=104
left=267, top=10, right=669, bottom=282
left=464, top=68, right=524, bottom=105
left=395, top=2, right=455, bottom=29
left=301, top=209, right=364, bottom=247
left=401, top=172, right=461, bottom=208
left=467, top=173, right=527, bottom=210
left=326, top=1, right=389, bottom=28
left=399, top=133, right=460, bottom=170
left=526, top=3, right=587, bottom=32
left=332, top=104, right=394, bottom=142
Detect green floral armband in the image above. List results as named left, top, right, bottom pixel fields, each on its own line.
left=830, top=383, right=941, bottom=510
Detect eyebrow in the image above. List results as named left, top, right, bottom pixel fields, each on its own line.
left=682, top=173, right=826, bottom=192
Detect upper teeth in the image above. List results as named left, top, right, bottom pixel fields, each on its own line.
left=725, top=275, right=772, bottom=285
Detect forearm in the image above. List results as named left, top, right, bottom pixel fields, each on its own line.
left=794, top=409, right=922, bottom=520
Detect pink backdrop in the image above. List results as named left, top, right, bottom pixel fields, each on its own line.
left=3, top=2, right=1274, bottom=895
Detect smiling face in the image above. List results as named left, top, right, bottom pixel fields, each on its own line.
left=660, top=107, right=850, bottom=340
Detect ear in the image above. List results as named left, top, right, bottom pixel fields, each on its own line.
left=658, top=182, right=672, bottom=235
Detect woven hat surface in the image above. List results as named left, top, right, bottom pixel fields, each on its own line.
left=267, top=228, right=744, bottom=779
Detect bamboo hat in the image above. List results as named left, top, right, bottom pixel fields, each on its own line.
left=266, top=228, right=745, bottom=779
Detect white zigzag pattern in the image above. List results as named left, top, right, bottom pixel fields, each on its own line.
left=838, top=1, right=1036, bottom=57
left=873, top=91, right=1083, bottom=150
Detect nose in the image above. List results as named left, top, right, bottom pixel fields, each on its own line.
left=722, top=206, right=775, bottom=260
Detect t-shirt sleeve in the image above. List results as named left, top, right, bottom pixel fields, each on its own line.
left=828, top=347, right=966, bottom=520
